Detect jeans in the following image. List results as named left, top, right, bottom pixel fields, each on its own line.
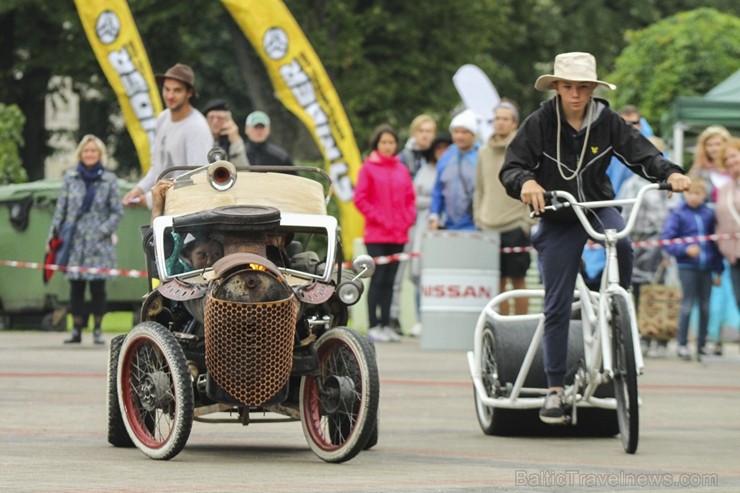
left=730, top=261, right=740, bottom=309
left=677, top=269, right=713, bottom=348
left=533, top=208, right=632, bottom=388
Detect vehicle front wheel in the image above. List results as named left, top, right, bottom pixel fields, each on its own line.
left=611, top=295, right=639, bottom=454
left=117, top=321, right=193, bottom=460
left=300, top=327, right=379, bottom=463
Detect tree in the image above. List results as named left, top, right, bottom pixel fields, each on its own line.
left=3, top=1, right=739, bottom=181
left=0, top=103, right=27, bottom=184
left=282, top=0, right=514, bottom=148
left=607, top=8, right=740, bottom=133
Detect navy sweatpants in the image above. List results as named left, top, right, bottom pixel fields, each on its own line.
left=532, top=207, right=633, bottom=387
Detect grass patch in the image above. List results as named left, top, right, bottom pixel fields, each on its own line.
left=57, top=311, right=135, bottom=334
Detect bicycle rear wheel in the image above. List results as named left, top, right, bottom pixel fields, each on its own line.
left=611, top=295, right=639, bottom=453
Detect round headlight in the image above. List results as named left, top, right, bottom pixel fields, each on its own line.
left=337, top=281, right=361, bottom=305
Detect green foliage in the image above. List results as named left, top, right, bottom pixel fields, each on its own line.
left=608, top=8, right=740, bottom=132
left=283, top=0, right=513, bottom=149
left=3, top=0, right=740, bottom=179
left=0, top=103, right=27, bottom=184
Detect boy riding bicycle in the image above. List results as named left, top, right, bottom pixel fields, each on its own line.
left=499, top=52, right=691, bottom=424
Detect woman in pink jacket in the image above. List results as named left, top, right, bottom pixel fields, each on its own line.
left=354, top=124, right=416, bottom=342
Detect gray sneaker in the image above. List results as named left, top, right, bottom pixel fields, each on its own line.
left=677, top=345, right=691, bottom=361
left=382, top=326, right=401, bottom=342
left=539, top=391, right=568, bottom=425
left=714, top=342, right=723, bottom=356
left=367, top=326, right=389, bottom=343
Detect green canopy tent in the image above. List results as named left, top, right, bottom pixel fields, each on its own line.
left=667, top=68, right=740, bottom=167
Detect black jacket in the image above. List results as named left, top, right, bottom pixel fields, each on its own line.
left=500, top=97, right=684, bottom=222
left=246, top=140, right=293, bottom=167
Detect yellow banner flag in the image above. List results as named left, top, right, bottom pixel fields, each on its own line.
left=221, top=0, right=363, bottom=255
left=74, top=0, right=162, bottom=173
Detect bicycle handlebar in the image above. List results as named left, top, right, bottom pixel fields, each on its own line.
left=540, top=183, right=672, bottom=242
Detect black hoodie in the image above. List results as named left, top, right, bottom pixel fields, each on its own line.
left=500, top=97, right=683, bottom=223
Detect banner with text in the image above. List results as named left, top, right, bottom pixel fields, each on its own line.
left=221, top=0, right=363, bottom=254
left=75, top=0, right=162, bottom=174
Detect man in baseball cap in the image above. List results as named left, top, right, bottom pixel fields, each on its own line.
left=246, top=110, right=270, bottom=127
left=123, top=63, right=212, bottom=207
left=244, top=110, right=293, bottom=167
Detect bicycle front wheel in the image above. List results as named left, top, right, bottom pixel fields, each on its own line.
left=611, top=295, right=639, bottom=453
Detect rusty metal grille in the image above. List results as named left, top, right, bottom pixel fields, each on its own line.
left=203, top=294, right=298, bottom=407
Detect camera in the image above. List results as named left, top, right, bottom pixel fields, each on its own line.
left=217, top=135, right=230, bottom=150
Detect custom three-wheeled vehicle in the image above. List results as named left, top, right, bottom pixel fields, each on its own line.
left=107, top=155, right=379, bottom=462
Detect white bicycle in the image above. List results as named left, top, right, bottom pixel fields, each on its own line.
left=468, top=182, right=672, bottom=454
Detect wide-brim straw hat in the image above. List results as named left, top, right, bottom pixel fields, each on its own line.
left=534, top=52, right=616, bottom=92
left=155, top=63, right=198, bottom=97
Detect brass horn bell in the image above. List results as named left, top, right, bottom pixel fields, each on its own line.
left=207, top=160, right=237, bottom=191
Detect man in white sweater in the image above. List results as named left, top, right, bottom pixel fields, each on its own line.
left=123, top=63, right=212, bottom=208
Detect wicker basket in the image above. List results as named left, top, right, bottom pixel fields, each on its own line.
left=637, top=270, right=682, bottom=341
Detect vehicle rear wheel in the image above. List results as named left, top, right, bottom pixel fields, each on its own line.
left=300, top=327, right=379, bottom=463
left=611, top=295, right=639, bottom=454
left=117, top=321, right=193, bottom=460
left=107, top=334, right=133, bottom=447
left=475, top=318, right=618, bottom=437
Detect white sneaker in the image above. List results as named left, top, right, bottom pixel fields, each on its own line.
left=410, top=322, right=422, bottom=337
left=367, top=326, right=389, bottom=343
left=654, top=343, right=668, bottom=358
left=382, top=326, right=401, bottom=342
left=677, top=345, right=691, bottom=361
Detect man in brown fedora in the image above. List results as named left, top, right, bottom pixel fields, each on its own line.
left=123, top=63, right=212, bottom=208
left=499, top=52, right=692, bottom=425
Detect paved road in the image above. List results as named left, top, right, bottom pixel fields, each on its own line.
left=1, top=331, right=739, bottom=492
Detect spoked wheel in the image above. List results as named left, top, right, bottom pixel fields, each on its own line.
left=117, top=321, right=193, bottom=460
left=474, top=325, right=500, bottom=434
left=363, top=419, right=379, bottom=450
left=473, top=323, right=532, bottom=434
left=300, top=327, right=379, bottom=463
left=107, top=334, right=133, bottom=447
left=473, top=319, right=618, bottom=436
left=611, top=296, right=639, bottom=453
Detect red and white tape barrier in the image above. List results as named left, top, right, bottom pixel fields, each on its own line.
left=0, top=260, right=148, bottom=278
left=361, top=231, right=740, bottom=265
left=2, top=231, right=739, bottom=276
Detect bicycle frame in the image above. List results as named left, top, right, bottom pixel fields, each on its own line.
left=468, top=183, right=665, bottom=417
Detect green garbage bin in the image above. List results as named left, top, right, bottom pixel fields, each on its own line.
left=0, top=179, right=150, bottom=329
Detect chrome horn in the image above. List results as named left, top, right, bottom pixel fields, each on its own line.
left=207, top=160, right=237, bottom=191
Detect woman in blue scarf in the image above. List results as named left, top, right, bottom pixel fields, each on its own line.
left=47, top=135, right=123, bottom=344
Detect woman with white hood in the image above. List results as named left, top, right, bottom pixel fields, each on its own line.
left=428, top=109, right=480, bottom=231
